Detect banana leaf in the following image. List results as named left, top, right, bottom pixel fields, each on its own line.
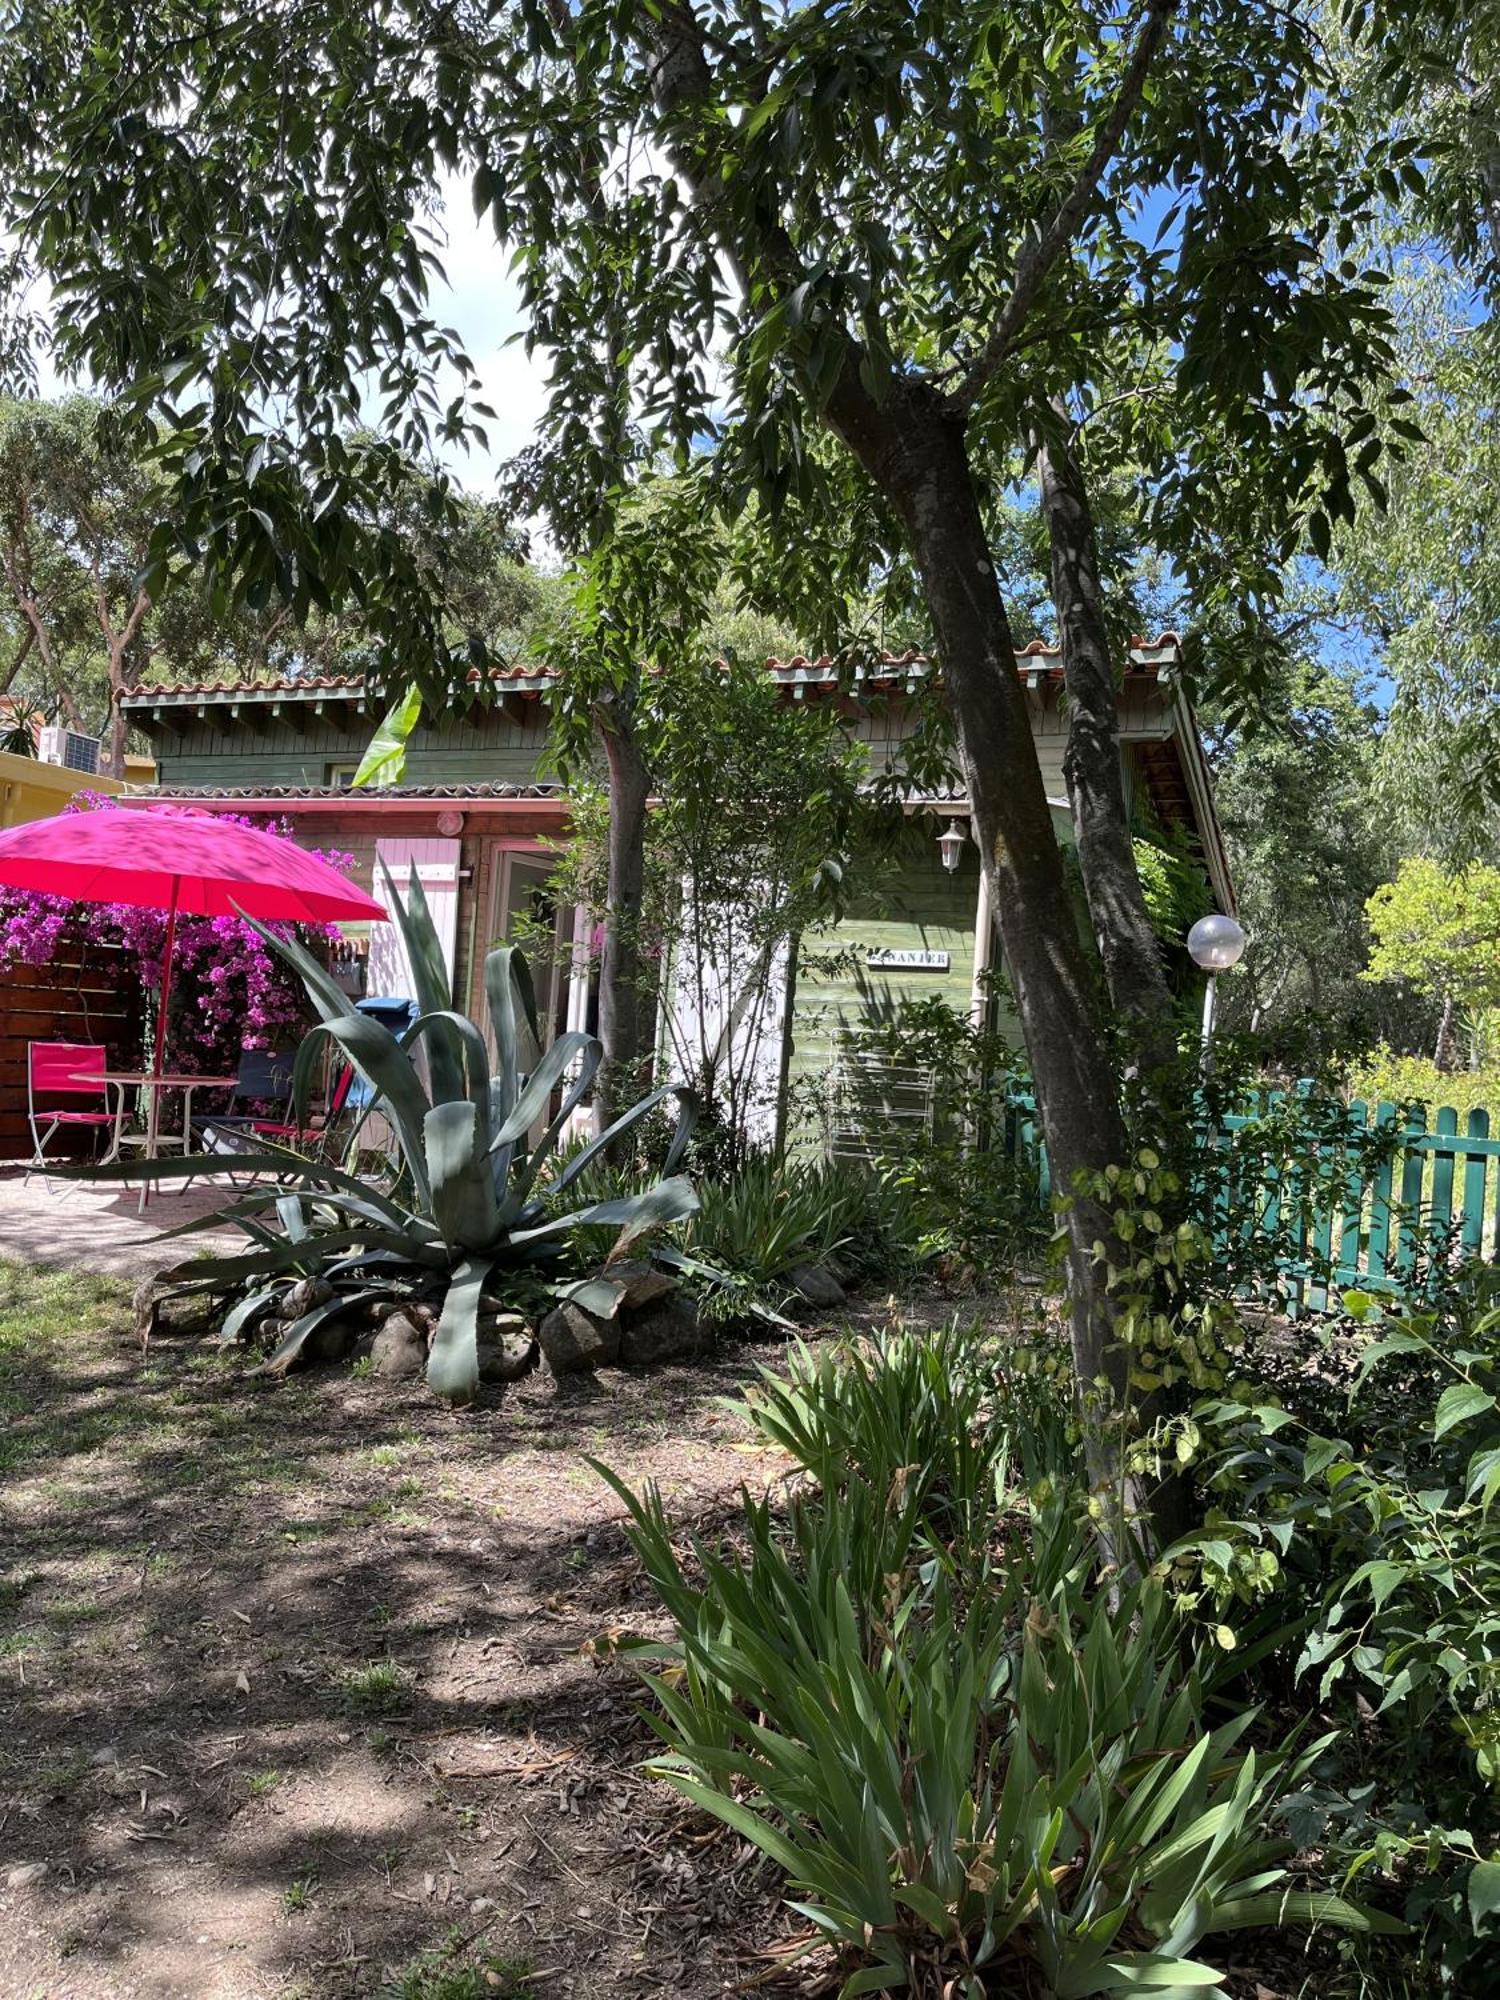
left=353, top=681, right=422, bottom=788
left=427, top=1254, right=494, bottom=1403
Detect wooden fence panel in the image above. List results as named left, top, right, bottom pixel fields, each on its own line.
left=0, top=943, right=142, bottom=1160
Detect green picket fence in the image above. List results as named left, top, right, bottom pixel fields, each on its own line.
left=1220, top=1097, right=1500, bottom=1311
left=1004, top=1090, right=1500, bottom=1313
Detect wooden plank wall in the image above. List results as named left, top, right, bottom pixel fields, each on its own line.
left=0, top=942, right=142, bottom=1159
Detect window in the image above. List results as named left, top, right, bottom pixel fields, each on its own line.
left=325, top=762, right=360, bottom=789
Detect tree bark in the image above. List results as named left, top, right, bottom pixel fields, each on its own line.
left=825, top=376, right=1139, bottom=1499
left=593, top=685, right=655, bottom=1136
left=1034, top=423, right=1179, bottom=1077
left=1434, top=991, right=1458, bottom=1072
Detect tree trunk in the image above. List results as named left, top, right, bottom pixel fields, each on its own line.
left=1035, top=424, right=1179, bottom=1078
left=1434, top=991, right=1458, bottom=1072
left=106, top=643, right=130, bottom=778
left=828, top=379, right=1141, bottom=1509
left=593, top=685, right=654, bottom=1137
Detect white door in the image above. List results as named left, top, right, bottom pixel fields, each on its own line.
left=368, top=837, right=462, bottom=1002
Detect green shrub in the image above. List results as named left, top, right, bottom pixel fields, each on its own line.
left=688, top=1155, right=858, bottom=1290
left=600, top=1325, right=1389, bottom=1996
left=1348, top=1046, right=1500, bottom=1120
left=1172, top=1284, right=1500, bottom=1987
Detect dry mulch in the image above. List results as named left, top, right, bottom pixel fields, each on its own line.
left=0, top=1263, right=813, bottom=1999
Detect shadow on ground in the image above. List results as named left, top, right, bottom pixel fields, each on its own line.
left=0, top=1260, right=798, bottom=1999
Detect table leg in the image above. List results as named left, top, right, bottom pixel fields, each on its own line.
left=137, top=1081, right=161, bottom=1219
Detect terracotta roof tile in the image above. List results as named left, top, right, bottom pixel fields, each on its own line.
left=121, top=635, right=1183, bottom=707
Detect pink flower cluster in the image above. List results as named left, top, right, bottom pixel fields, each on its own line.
left=0, top=795, right=356, bottom=1078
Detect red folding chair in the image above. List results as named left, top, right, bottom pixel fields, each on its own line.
left=26, top=1042, right=122, bottom=1180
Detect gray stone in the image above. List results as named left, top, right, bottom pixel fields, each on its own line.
left=279, top=1275, right=335, bottom=1320
left=370, top=1314, right=428, bottom=1379
left=537, top=1302, right=619, bottom=1375
left=299, top=1315, right=354, bottom=1365
left=606, top=1261, right=678, bottom=1311
left=787, top=1261, right=846, bottom=1308
left=5, top=1861, right=47, bottom=1890
left=617, top=1297, right=705, bottom=1367
left=475, top=1338, right=538, bottom=1384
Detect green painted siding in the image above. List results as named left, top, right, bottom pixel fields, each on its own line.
left=150, top=707, right=552, bottom=789
left=787, top=826, right=980, bottom=1147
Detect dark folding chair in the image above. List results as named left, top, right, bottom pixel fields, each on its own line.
left=196, top=1049, right=354, bottom=1184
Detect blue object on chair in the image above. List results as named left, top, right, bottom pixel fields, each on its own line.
left=348, top=997, right=417, bottom=1110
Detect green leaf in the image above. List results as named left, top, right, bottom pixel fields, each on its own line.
left=247, top=1290, right=375, bottom=1378
left=353, top=682, right=422, bottom=788
left=426, top=1255, right=494, bottom=1404
left=1434, top=1383, right=1495, bottom=1440
left=1469, top=1860, right=1500, bottom=1934
left=1086, top=1957, right=1227, bottom=1993
left=426, top=1099, right=502, bottom=1251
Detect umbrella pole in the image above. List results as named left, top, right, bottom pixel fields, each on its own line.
left=140, top=880, right=181, bottom=1216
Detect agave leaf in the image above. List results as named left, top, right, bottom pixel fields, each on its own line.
left=553, top=1085, right=698, bottom=1195
left=491, top=1031, right=597, bottom=1151
left=276, top=1193, right=310, bottom=1241
left=505, top=1038, right=603, bottom=1205
left=220, top=1285, right=285, bottom=1343
left=289, top=1017, right=433, bottom=1205
left=426, top=1099, right=503, bottom=1252
left=404, top=1008, right=494, bottom=1138
left=379, top=858, right=465, bottom=1106
left=485, top=944, right=540, bottom=1125
left=247, top=1289, right=379, bottom=1379
left=157, top=1226, right=439, bottom=1288
left=510, top=1175, right=699, bottom=1251
left=427, top=1254, right=494, bottom=1404
left=562, top=1277, right=630, bottom=1319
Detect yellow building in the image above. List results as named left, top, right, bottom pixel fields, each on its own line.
left=0, top=751, right=126, bottom=829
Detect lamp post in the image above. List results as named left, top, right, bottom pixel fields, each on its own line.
left=1187, top=913, right=1247, bottom=1069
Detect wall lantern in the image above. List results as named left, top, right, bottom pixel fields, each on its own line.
left=937, top=820, right=968, bottom=874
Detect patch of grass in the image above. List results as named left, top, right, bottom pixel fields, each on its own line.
left=0, top=1261, right=132, bottom=1357
left=281, top=1876, right=317, bottom=1914
left=246, top=1768, right=283, bottom=1798
left=381, top=1944, right=535, bottom=2000
left=338, top=1657, right=412, bottom=1716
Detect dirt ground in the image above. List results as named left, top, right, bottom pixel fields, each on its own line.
left=0, top=1258, right=836, bottom=2000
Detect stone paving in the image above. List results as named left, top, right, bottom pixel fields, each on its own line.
left=0, top=1167, right=240, bottom=1278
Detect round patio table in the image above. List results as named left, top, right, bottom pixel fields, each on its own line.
left=74, top=1070, right=238, bottom=1212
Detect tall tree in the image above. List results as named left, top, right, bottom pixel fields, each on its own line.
left=0, top=0, right=1420, bottom=1528
left=0, top=396, right=157, bottom=763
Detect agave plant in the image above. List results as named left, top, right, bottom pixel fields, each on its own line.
left=101, top=864, right=699, bottom=1402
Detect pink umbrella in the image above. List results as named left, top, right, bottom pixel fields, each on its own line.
left=0, top=803, right=387, bottom=1153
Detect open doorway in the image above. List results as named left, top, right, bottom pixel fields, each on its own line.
left=490, top=849, right=573, bottom=1050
